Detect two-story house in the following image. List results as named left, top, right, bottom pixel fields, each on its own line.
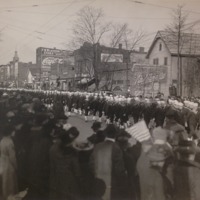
left=146, top=30, right=200, bottom=96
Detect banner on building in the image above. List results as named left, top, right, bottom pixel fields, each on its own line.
left=132, top=65, right=167, bottom=84
left=131, top=64, right=168, bottom=96
left=42, top=57, right=64, bottom=66
left=41, top=48, right=66, bottom=57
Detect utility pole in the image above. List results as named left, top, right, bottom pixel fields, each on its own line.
left=126, top=51, right=131, bottom=96
left=177, top=13, right=182, bottom=96
left=40, top=52, right=42, bottom=90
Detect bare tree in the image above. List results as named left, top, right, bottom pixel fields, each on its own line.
left=71, top=6, right=111, bottom=89
left=165, top=5, right=200, bottom=96
left=71, top=6, right=146, bottom=91
left=101, top=23, right=129, bottom=90
left=183, top=33, right=200, bottom=96
left=102, top=24, right=146, bottom=92
left=72, top=6, right=111, bottom=46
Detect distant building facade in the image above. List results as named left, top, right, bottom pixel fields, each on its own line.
left=50, top=53, right=75, bottom=91
left=74, top=42, right=132, bottom=94
left=0, top=52, right=39, bottom=88
left=36, top=47, right=73, bottom=82
left=130, top=47, right=148, bottom=64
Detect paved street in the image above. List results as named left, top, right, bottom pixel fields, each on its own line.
left=68, top=114, right=107, bottom=142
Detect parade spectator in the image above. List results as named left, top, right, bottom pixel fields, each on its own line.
left=13, top=116, right=30, bottom=191
left=164, top=109, right=188, bottom=147
left=50, top=126, right=81, bottom=200
left=0, top=124, right=18, bottom=200
left=137, top=126, right=174, bottom=200
left=174, top=140, right=200, bottom=200
left=55, top=113, right=71, bottom=131
left=2, top=88, right=200, bottom=200
left=116, top=129, right=141, bottom=200
left=26, top=113, right=52, bottom=200
left=49, top=127, right=64, bottom=200
left=136, top=139, right=155, bottom=200
left=87, top=121, right=105, bottom=145
left=90, top=124, right=128, bottom=200
left=185, top=107, right=198, bottom=138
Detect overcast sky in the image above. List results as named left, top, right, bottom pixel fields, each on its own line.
left=0, top=0, right=200, bottom=64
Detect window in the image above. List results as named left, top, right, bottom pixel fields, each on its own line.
left=153, top=58, right=159, bottom=65
left=159, top=43, right=162, bottom=51
left=164, top=57, right=168, bottom=65
left=117, top=80, right=123, bottom=84
left=112, top=80, right=117, bottom=84
left=113, top=86, right=122, bottom=91
left=42, top=72, right=48, bottom=76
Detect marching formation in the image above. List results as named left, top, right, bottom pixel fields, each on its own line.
left=1, top=88, right=200, bottom=200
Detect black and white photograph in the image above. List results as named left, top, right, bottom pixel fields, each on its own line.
left=1, top=0, right=200, bottom=199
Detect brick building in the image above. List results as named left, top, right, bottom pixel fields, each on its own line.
left=74, top=42, right=132, bottom=94
left=36, top=47, right=72, bottom=81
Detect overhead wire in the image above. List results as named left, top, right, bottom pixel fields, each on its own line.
left=0, top=0, right=76, bottom=10
left=15, top=0, right=77, bottom=50
left=41, top=0, right=95, bottom=33
left=0, top=16, right=74, bottom=39
left=0, top=15, right=41, bottom=26
left=128, top=0, right=200, bottom=15
left=17, top=0, right=95, bottom=49
left=2, top=9, right=76, bottom=16
left=0, top=1, right=76, bottom=61
left=0, top=0, right=95, bottom=62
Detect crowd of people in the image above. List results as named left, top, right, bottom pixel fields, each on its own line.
left=0, top=88, right=200, bottom=200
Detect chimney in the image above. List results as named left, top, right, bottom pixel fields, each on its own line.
left=139, top=47, right=145, bottom=53
left=119, top=43, right=122, bottom=49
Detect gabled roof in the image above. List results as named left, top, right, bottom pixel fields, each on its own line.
left=147, top=30, right=200, bottom=58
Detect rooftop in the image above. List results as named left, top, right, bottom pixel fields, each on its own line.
left=147, top=30, right=200, bottom=57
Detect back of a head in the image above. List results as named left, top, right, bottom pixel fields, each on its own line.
left=104, top=124, right=118, bottom=139
left=176, top=140, right=197, bottom=161
left=60, top=126, right=79, bottom=146
left=165, top=108, right=177, bottom=120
